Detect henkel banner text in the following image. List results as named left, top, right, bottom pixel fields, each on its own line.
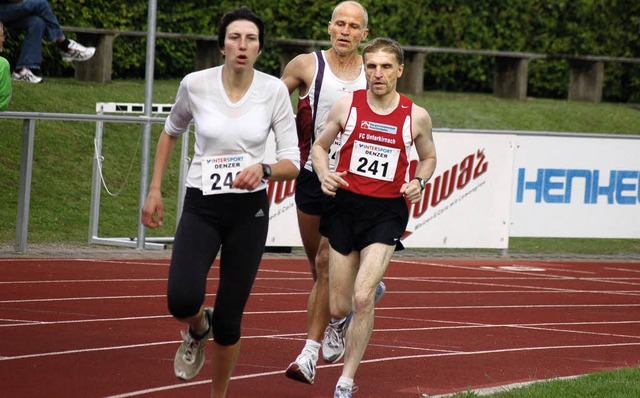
left=510, top=134, right=640, bottom=238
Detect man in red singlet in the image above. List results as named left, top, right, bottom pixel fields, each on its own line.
left=310, top=37, right=438, bottom=398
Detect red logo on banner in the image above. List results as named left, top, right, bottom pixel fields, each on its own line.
left=266, top=180, right=296, bottom=205
left=408, top=149, right=488, bottom=219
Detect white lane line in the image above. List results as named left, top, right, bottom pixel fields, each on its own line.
left=0, top=292, right=310, bottom=304
left=101, top=342, right=640, bottom=397
left=0, top=310, right=308, bottom=328
left=0, top=295, right=166, bottom=303
left=0, top=258, right=168, bottom=266
left=0, top=331, right=307, bottom=361
left=605, top=266, right=640, bottom=274
left=387, top=289, right=640, bottom=294
left=3, top=319, right=639, bottom=361
left=0, top=278, right=168, bottom=285
left=412, top=278, right=640, bottom=296
left=394, top=259, right=595, bottom=279
left=371, top=322, right=640, bottom=341
left=0, top=314, right=173, bottom=327
left=0, top=275, right=314, bottom=285
left=395, top=259, right=640, bottom=281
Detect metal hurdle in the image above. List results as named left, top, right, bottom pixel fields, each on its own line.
left=89, top=102, right=188, bottom=249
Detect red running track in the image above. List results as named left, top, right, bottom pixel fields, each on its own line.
left=1, top=256, right=639, bottom=397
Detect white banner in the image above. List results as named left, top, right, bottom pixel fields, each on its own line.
left=509, top=135, right=640, bottom=238
left=263, top=133, right=301, bottom=247
left=401, top=132, right=514, bottom=248
left=264, top=179, right=300, bottom=246
left=264, top=130, right=640, bottom=247
left=263, top=130, right=514, bottom=249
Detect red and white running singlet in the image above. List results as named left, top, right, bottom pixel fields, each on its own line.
left=335, top=89, right=414, bottom=198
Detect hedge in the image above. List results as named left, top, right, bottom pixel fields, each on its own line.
left=1, top=0, right=638, bottom=102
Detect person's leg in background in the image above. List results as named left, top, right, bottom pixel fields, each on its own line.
left=8, top=15, right=44, bottom=82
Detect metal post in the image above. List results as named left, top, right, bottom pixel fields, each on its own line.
left=15, top=119, right=36, bottom=253
left=136, top=0, right=158, bottom=249
left=88, top=106, right=105, bottom=242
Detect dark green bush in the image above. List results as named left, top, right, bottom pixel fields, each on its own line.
left=1, top=0, right=637, bottom=102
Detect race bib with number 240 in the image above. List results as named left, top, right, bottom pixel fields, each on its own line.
left=201, top=154, right=248, bottom=195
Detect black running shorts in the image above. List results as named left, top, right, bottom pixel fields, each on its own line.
left=319, top=189, right=408, bottom=255
left=294, top=167, right=330, bottom=216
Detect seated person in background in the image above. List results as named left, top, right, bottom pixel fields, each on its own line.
left=0, top=21, right=11, bottom=110
left=0, top=0, right=95, bottom=83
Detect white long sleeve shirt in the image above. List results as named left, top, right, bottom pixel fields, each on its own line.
left=165, top=66, right=300, bottom=194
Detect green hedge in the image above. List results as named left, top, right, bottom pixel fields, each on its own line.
left=2, top=0, right=638, bottom=102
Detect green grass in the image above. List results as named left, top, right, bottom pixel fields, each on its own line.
left=448, top=367, right=640, bottom=397
left=1, top=78, right=639, bottom=253
left=418, top=91, right=640, bottom=135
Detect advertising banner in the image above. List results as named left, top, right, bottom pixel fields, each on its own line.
left=264, top=130, right=515, bottom=249
left=401, top=131, right=514, bottom=248
left=510, top=135, right=640, bottom=238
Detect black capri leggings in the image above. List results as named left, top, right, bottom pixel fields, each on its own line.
left=167, top=188, right=269, bottom=346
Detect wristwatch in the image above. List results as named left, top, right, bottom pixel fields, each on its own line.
left=261, top=163, right=272, bottom=179
left=413, top=177, right=426, bottom=192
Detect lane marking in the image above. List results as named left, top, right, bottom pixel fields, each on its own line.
left=3, top=320, right=639, bottom=360
left=101, top=342, right=640, bottom=397
left=481, top=265, right=546, bottom=272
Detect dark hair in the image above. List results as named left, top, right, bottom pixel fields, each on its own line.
left=362, top=37, right=404, bottom=65
left=217, top=6, right=265, bottom=50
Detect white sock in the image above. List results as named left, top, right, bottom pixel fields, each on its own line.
left=303, top=339, right=320, bottom=359
left=337, top=376, right=354, bottom=389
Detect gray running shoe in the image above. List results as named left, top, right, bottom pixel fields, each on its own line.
left=334, top=384, right=353, bottom=398
left=11, top=68, right=42, bottom=83
left=323, top=282, right=387, bottom=363
left=285, top=349, right=317, bottom=384
left=61, top=39, right=96, bottom=62
left=374, top=280, right=386, bottom=304
left=322, top=317, right=347, bottom=363
left=173, top=307, right=213, bottom=380
left=345, top=280, right=387, bottom=327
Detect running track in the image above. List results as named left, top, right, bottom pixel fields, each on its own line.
left=1, top=256, right=639, bottom=397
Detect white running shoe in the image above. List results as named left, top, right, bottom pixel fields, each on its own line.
left=322, top=317, right=347, bottom=363
left=285, top=349, right=317, bottom=384
left=61, top=39, right=96, bottom=62
left=173, top=307, right=213, bottom=381
left=11, top=68, right=42, bottom=83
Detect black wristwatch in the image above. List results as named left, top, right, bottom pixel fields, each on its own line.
left=413, top=177, right=426, bottom=192
left=261, top=163, right=272, bottom=179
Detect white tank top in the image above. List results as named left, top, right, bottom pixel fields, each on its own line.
left=299, top=50, right=367, bottom=171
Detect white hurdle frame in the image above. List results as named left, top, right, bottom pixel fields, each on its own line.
left=89, top=102, right=188, bottom=249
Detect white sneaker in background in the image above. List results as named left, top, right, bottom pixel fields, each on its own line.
left=11, top=68, right=43, bottom=83
left=61, top=39, right=96, bottom=62
left=322, top=317, right=347, bottom=363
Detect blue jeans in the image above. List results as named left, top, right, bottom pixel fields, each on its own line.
left=0, top=0, right=65, bottom=70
